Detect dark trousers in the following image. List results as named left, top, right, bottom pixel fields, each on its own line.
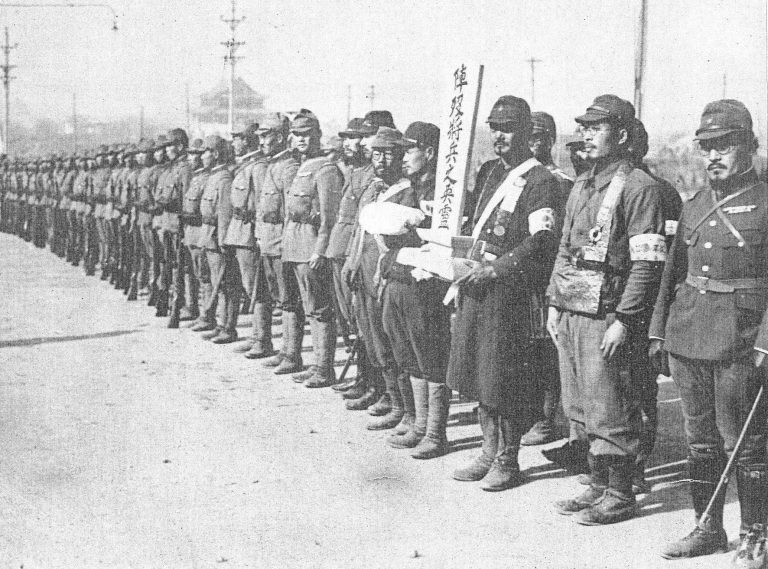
left=556, top=311, right=641, bottom=458
left=382, top=278, right=450, bottom=382
left=670, top=353, right=766, bottom=468
left=353, top=287, right=393, bottom=369
left=283, top=260, right=335, bottom=323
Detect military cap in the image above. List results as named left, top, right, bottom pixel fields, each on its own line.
left=358, top=110, right=396, bottom=136
left=167, top=128, right=189, bottom=148
left=123, top=143, right=139, bottom=156
left=232, top=122, right=260, bottom=147
left=188, top=138, right=204, bottom=154
left=290, top=109, right=320, bottom=134
left=95, top=144, right=110, bottom=157
left=257, top=112, right=290, bottom=136
left=232, top=122, right=258, bottom=137
left=487, top=95, right=532, bottom=127
left=154, top=135, right=170, bottom=150
left=108, top=144, right=122, bottom=155
left=403, top=121, right=440, bottom=150
left=339, top=117, right=365, bottom=138
left=576, top=94, right=635, bottom=126
left=531, top=112, right=557, bottom=139
left=137, top=139, right=155, bottom=153
left=202, top=134, right=226, bottom=152
left=694, top=99, right=753, bottom=141
left=370, top=126, right=404, bottom=149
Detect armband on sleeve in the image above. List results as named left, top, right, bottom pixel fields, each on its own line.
left=629, top=233, right=667, bottom=261
left=528, top=207, right=555, bottom=235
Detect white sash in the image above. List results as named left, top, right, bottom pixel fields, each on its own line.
left=377, top=179, right=411, bottom=202
left=471, top=158, right=539, bottom=240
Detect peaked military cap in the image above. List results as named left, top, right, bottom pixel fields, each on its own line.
left=359, top=110, right=396, bottom=136
left=339, top=117, right=365, bottom=138
left=694, top=99, right=753, bottom=141
left=576, top=94, right=635, bottom=126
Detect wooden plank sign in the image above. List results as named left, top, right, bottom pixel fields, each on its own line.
left=429, top=62, right=484, bottom=243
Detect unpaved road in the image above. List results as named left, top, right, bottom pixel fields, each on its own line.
left=0, top=233, right=744, bottom=569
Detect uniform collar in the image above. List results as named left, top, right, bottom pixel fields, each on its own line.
left=591, top=157, right=628, bottom=191
left=237, top=149, right=261, bottom=164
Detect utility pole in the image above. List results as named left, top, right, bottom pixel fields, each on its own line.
left=366, top=85, right=375, bottom=110
left=185, top=82, right=191, bottom=134
left=346, top=85, right=351, bottom=124
left=221, top=0, right=245, bottom=135
left=525, top=56, right=541, bottom=108
left=139, top=105, right=144, bottom=140
left=1, top=27, right=18, bottom=154
left=634, top=0, right=648, bottom=120
left=722, top=72, right=727, bottom=99
left=72, top=92, right=77, bottom=152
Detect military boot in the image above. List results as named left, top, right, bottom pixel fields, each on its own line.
left=411, top=382, right=450, bottom=459
left=575, top=456, right=637, bottom=525
left=345, top=368, right=381, bottom=411
left=333, top=343, right=366, bottom=393
left=292, top=366, right=317, bottom=383
left=733, top=523, right=767, bottom=569
left=233, top=339, right=255, bottom=354
left=147, top=283, right=158, bottom=306
left=453, top=405, right=498, bottom=481
left=367, top=367, right=403, bottom=429
left=211, top=290, right=240, bottom=344
left=660, top=456, right=728, bottom=559
left=244, top=303, right=275, bottom=359
left=273, top=311, right=304, bottom=375
left=305, top=319, right=338, bottom=388
left=555, top=454, right=609, bottom=515
left=480, top=416, right=521, bottom=490
left=521, top=420, right=559, bottom=446
left=155, top=290, right=169, bottom=317
left=367, top=371, right=392, bottom=417
left=389, top=373, right=416, bottom=438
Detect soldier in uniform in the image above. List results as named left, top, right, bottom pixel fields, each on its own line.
left=134, top=139, right=161, bottom=301
left=520, top=111, right=574, bottom=447
left=91, top=146, right=112, bottom=279
left=82, top=151, right=100, bottom=276
left=326, top=117, right=374, bottom=390
left=547, top=94, right=667, bottom=524
left=53, top=155, right=68, bottom=258
left=651, top=100, right=768, bottom=565
left=196, top=135, right=237, bottom=341
left=105, top=146, right=125, bottom=288
left=375, top=121, right=454, bottom=458
left=253, top=114, right=301, bottom=363
left=276, top=109, right=343, bottom=387
left=342, top=127, right=414, bottom=424
left=117, top=145, right=139, bottom=297
left=159, top=129, right=193, bottom=327
left=447, top=96, right=560, bottom=491
left=151, top=136, right=174, bottom=316
left=224, top=122, right=264, bottom=349
left=182, top=139, right=211, bottom=327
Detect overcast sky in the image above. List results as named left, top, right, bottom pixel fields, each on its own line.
left=3, top=0, right=766, bottom=145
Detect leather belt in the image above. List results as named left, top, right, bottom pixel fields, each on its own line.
left=685, top=273, right=768, bottom=293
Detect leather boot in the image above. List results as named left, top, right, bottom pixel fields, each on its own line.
left=305, top=319, right=338, bottom=388
left=390, top=372, right=415, bottom=437
left=453, top=405, right=498, bottom=481
left=737, top=467, right=768, bottom=536
left=147, top=283, right=158, bottom=306
left=555, top=453, right=609, bottom=514
left=273, top=310, right=304, bottom=375
left=155, top=290, right=169, bottom=317
left=521, top=420, right=559, bottom=446
left=342, top=351, right=372, bottom=399
left=411, top=382, right=450, bottom=459
left=367, top=367, right=403, bottom=429
left=233, top=339, right=255, bottom=354
left=202, top=326, right=223, bottom=340
left=244, top=303, right=275, bottom=359
left=333, top=343, right=367, bottom=392
left=212, top=290, right=240, bottom=344
left=480, top=415, right=521, bottom=490
left=542, top=439, right=590, bottom=474
left=346, top=368, right=380, bottom=411
left=575, top=455, right=637, bottom=525
left=733, top=523, right=767, bottom=569
left=292, top=366, right=317, bottom=383
left=367, top=371, right=392, bottom=416
left=660, top=456, right=728, bottom=559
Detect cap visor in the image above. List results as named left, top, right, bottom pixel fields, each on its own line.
left=575, top=111, right=610, bottom=123
left=694, top=128, right=742, bottom=141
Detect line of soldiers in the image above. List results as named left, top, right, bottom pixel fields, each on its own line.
left=1, top=94, right=766, bottom=568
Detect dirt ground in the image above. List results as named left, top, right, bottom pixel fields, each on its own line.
left=0, top=232, right=747, bottom=569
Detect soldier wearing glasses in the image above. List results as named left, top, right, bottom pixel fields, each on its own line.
left=651, top=100, right=768, bottom=567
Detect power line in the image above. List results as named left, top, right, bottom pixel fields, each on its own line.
left=221, top=0, right=244, bottom=135
left=1, top=26, right=18, bottom=154
left=525, top=56, right=541, bottom=108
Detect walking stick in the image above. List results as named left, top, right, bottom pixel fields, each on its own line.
left=337, top=337, right=359, bottom=383
left=698, top=384, right=764, bottom=529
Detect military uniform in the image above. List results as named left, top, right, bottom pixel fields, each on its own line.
left=91, top=149, right=112, bottom=278
left=183, top=161, right=212, bottom=326
left=254, top=148, right=300, bottom=364
left=135, top=146, right=162, bottom=300
left=198, top=158, right=237, bottom=338
left=281, top=145, right=344, bottom=385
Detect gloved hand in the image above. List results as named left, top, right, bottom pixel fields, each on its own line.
left=649, top=339, right=670, bottom=376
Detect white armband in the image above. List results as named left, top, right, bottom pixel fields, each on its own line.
left=528, top=207, right=555, bottom=235
left=665, top=220, right=678, bottom=236
left=629, top=233, right=667, bottom=261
